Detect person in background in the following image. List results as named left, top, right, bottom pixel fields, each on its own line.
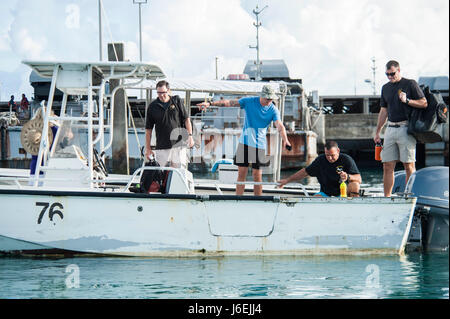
left=278, top=140, right=362, bottom=197
left=197, top=85, right=291, bottom=196
left=8, top=95, right=17, bottom=113
left=145, top=80, right=194, bottom=168
left=20, top=94, right=30, bottom=118
left=373, top=60, right=427, bottom=197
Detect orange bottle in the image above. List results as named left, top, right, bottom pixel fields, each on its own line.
left=375, top=143, right=382, bottom=161
left=340, top=180, right=347, bottom=197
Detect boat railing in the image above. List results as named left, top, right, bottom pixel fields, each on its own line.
left=190, top=106, right=245, bottom=130
left=191, top=115, right=243, bottom=120
left=201, top=180, right=309, bottom=196
left=102, top=78, right=147, bottom=157
left=0, top=176, right=23, bottom=188
left=0, top=175, right=106, bottom=189
left=234, top=181, right=309, bottom=196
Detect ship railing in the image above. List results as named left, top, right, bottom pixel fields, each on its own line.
left=190, top=105, right=244, bottom=122
left=0, top=176, right=23, bottom=188
left=207, top=180, right=309, bottom=196
left=236, top=181, right=309, bottom=196
left=191, top=115, right=244, bottom=120
left=0, top=176, right=107, bottom=189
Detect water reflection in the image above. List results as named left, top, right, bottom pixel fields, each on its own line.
left=399, top=254, right=421, bottom=294
left=0, top=253, right=447, bottom=299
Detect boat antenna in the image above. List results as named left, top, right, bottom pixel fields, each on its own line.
left=249, top=5, right=268, bottom=81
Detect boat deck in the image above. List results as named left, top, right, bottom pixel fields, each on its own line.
left=0, top=169, right=384, bottom=198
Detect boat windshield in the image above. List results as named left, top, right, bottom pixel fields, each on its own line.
left=51, top=120, right=89, bottom=161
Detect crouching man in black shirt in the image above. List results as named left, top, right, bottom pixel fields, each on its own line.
left=278, top=141, right=362, bottom=197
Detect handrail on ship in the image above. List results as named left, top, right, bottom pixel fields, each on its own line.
left=101, top=77, right=147, bottom=156
left=234, top=181, right=309, bottom=196
left=93, top=65, right=141, bottom=147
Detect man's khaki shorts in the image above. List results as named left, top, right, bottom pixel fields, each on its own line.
left=381, top=126, right=416, bottom=163
left=154, top=146, right=188, bottom=168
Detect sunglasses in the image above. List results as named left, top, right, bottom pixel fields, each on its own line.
left=385, top=72, right=396, bottom=77
left=157, top=91, right=168, bottom=94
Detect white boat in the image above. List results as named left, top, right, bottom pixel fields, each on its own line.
left=0, top=61, right=417, bottom=257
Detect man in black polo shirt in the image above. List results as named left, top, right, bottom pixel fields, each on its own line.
left=374, top=60, right=427, bottom=197
left=278, top=141, right=362, bottom=197
left=145, top=80, right=194, bottom=168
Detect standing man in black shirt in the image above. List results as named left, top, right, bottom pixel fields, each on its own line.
left=278, top=141, right=362, bottom=197
left=145, top=80, right=194, bottom=168
left=374, top=60, right=427, bottom=197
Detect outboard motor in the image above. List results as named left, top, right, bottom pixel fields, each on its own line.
left=392, top=170, right=407, bottom=194
left=397, top=166, right=449, bottom=252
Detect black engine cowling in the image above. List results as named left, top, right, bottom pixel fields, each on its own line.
left=393, top=166, right=449, bottom=251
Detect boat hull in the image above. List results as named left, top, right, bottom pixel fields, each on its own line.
left=0, top=189, right=416, bottom=257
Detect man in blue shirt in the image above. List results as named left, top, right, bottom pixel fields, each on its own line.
left=198, top=85, right=291, bottom=196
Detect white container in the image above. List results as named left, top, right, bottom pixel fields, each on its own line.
left=218, top=164, right=238, bottom=184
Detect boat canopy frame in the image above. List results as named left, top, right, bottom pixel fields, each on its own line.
left=22, top=60, right=165, bottom=188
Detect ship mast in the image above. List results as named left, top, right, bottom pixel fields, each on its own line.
left=371, top=56, right=377, bottom=95
left=249, top=5, right=268, bottom=81
left=98, top=0, right=103, bottom=61
left=364, top=56, right=377, bottom=95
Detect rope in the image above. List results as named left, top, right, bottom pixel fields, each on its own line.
left=100, top=0, right=119, bottom=61
left=0, top=112, right=20, bottom=127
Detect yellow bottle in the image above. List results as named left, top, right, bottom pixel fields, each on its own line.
left=340, top=180, right=347, bottom=197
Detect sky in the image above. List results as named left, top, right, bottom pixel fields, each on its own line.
left=0, top=0, right=448, bottom=101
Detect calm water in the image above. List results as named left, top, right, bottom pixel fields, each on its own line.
left=0, top=253, right=448, bottom=299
